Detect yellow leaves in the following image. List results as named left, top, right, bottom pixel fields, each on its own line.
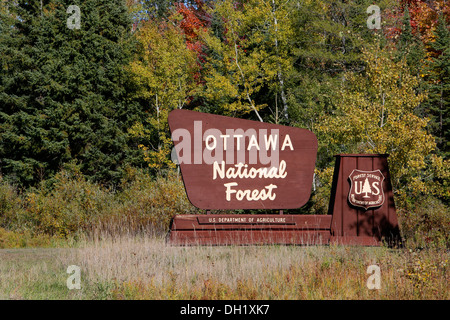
left=130, top=20, right=198, bottom=111
left=426, top=155, right=450, bottom=199
left=200, top=0, right=294, bottom=119
left=402, top=253, right=441, bottom=292
left=128, top=19, right=200, bottom=170
left=318, top=39, right=446, bottom=199
left=128, top=122, right=149, bottom=139
left=204, top=72, right=238, bottom=101
left=430, top=155, right=450, bottom=181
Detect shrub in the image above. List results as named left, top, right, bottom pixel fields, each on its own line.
left=0, top=177, right=24, bottom=230
left=20, top=170, right=114, bottom=238
left=2, top=168, right=448, bottom=248
left=0, top=227, right=59, bottom=248
left=398, top=196, right=450, bottom=249
left=0, top=169, right=196, bottom=241
left=93, top=169, right=196, bottom=237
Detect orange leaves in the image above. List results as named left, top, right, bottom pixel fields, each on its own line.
left=175, top=1, right=207, bottom=40
left=385, top=0, right=450, bottom=45
left=173, top=0, right=209, bottom=68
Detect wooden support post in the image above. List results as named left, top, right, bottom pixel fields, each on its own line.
left=328, top=154, right=401, bottom=246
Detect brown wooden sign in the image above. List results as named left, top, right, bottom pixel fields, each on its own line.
left=166, top=109, right=401, bottom=247
left=168, top=109, right=318, bottom=210
left=167, top=153, right=402, bottom=247
left=168, top=214, right=332, bottom=246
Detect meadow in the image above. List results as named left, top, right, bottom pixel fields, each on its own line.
left=1, top=0, right=449, bottom=303
left=0, top=235, right=448, bottom=300
left=0, top=169, right=449, bottom=300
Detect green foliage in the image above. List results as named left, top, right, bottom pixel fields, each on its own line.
left=423, top=13, right=450, bottom=158
left=0, top=0, right=145, bottom=187
left=128, top=17, right=199, bottom=169
left=0, top=227, right=59, bottom=248
left=0, top=176, right=23, bottom=229
left=398, top=196, right=450, bottom=249
left=396, top=5, right=427, bottom=77
left=111, top=169, right=197, bottom=236
left=287, top=0, right=378, bottom=169
left=0, top=0, right=449, bottom=247
left=318, top=39, right=449, bottom=204
left=0, top=168, right=195, bottom=242
left=198, top=0, right=296, bottom=122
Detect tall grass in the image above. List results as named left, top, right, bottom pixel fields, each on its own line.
left=1, top=168, right=448, bottom=300
left=1, top=236, right=446, bottom=299
left=72, top=237, right=449, bottom=300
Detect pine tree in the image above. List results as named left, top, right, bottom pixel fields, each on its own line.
left=0, top=0, right=145, bottom=187
left=362, top=178, right=371, bottom=198
left=288, top=0, right=372, bottom=168
left=396, top=5, right=426, bottom=78
left=425, top=13, right=450, bottom=159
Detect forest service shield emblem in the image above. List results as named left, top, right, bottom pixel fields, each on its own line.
left=348, top=169, right=385, bottom=210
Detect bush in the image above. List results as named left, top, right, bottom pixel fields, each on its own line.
left=0, top=227, right=58, bottom=248
left=92, top=169, right=197, bottom=237
left=0, top=177, right=24, bottom=230
left=0, top=169, right=196, bottom=242
left=398, top=196, right=450, bottom=249
left=20, top=170, right=114, bottom=238
left=1, top=168, right=448, bottom=248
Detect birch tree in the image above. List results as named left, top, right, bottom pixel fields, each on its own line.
left=200, top=0, right=294, bottom=122
left=318, top=39, right=449, bottom=202
left=128, top=18, right=198, bottom=169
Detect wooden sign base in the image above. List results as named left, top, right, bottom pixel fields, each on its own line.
left=328, top=154, right=401, bottom=247
left=166, top=214, right=382, bottom=246
left=167, top=214, right=333, bottom=246
left=167, top=154, right=401, bottom=247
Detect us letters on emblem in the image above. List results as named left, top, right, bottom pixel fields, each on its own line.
left=348, top=169, right=385, bottom=210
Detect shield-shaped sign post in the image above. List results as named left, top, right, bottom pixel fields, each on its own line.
left=348, top=169, right=385, bottom=210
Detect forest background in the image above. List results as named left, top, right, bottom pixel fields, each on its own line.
left=0, top=0, right=449, bottom=249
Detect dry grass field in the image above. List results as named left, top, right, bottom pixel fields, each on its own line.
left=0, top=235, right=448, bottom=300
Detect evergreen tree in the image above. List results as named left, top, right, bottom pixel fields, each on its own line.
left=425, top=13, right=450, bottom=159
left=0, top=0, right=145, bottom=187
left=396, top=5, right=426, bottom=78
left=288, top=0, right=374, bottom=168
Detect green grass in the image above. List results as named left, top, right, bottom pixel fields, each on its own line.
left=0, top=248, right=113, bottom=299
left=0, top=236, right=448, bottom=300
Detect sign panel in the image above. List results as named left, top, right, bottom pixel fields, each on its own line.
left=348, top=169, right=385, bottom=210
left=168, top=109, right=318, bottom=210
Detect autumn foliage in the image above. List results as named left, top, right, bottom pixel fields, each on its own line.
left=0, top=0, right=448, bottom=248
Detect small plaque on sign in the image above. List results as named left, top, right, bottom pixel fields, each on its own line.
left=197, top=216, right=297, bottom=225
left=348, top=169, right=385, bottom=210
